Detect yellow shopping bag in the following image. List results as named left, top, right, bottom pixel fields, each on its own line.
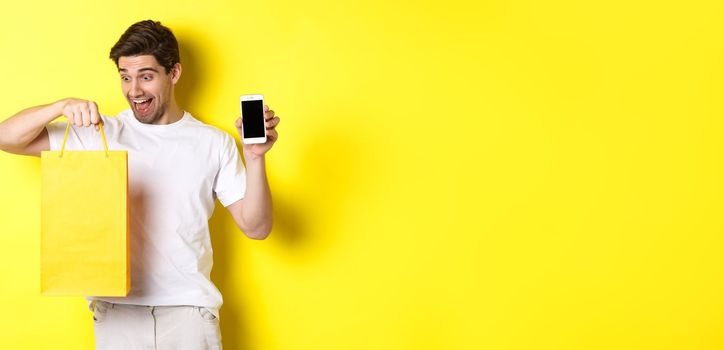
left=40, top=123, right=129, bottom=296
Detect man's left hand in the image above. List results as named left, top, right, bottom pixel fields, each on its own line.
left=235, top=105, right=280, bottom=159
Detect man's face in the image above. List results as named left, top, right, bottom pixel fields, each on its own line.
left=118, top=55, right=179, bottom=124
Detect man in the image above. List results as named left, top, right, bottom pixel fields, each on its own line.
left=0, top=20, right=279, bottom=349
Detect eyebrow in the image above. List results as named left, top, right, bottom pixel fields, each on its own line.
left=118, top=67, right=159, bottom=73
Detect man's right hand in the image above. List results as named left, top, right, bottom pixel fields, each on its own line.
left=60, top=98, right=102, bottom=129
left=0, top=98, right=102, bottom=156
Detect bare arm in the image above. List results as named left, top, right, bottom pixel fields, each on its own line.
left=226, top=156, right=273, bottom=239
left=0, top=98, right=102, bottom=157
left=226, top=104, right=280, bottom=240
left=0, top=102, right=61, bottom=156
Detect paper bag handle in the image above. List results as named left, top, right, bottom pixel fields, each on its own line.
left=59, top=122, right=109, bottom=158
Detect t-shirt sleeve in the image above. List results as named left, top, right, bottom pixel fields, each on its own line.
left=46, top=117, right=106, bottom=151
left=214, top=132, right=247, bottom=207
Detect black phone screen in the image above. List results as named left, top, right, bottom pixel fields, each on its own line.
left=241, top=99, right=265, bottom=138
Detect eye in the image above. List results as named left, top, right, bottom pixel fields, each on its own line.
left=142, top=75, right=153, bottom=81
left=120, top=76, right=130, bottom=82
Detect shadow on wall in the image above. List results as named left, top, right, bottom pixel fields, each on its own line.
left=175, top=24, right=369, bottom=349
left=175, top=34, right=208, bottom=117
left=208, top=129, right=366, bottom=349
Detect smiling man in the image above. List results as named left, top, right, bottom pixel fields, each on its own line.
left=120, top=56, right=175, bottom=124
left=0, top=20, right=279, bottom=349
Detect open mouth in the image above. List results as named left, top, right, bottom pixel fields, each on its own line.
left=131, top=97, right=153, bottom=115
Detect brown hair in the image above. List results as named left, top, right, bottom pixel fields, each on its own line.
left=109, top=20, right=180, bottom=74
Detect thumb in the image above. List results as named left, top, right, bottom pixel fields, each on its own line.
left=235, top=117, right=245, bottom=139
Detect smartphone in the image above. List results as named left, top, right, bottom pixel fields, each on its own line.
left=240, top=94, right=267, bottom=144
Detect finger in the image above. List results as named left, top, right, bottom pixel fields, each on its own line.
left=265, top=109, right=275, bottom=121
left=266, top=129, right=278, bottom=142
left=234, top=117, right=242, bottom=129
left=264, top=104, right=269, bottom=112
left=266, top=116, right=280, bottom=129
left=72, top=106, right=83, bottom=127
left=80, top=104, right=91, bottom=127
left=89, top=101, right=101, bottom=125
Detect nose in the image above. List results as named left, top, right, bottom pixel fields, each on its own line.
left=129, top=80, right=144, bottom=98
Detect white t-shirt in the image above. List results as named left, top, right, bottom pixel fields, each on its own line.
left=46, top=109, right=246, bottom=316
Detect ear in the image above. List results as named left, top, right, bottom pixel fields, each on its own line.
left=171, top=63, right=182, bottom=84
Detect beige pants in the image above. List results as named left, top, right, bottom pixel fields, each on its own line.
left=91, top=301, right=222, bottom=350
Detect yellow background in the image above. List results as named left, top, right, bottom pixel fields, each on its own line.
left=1, top=0, right=723, bottom=349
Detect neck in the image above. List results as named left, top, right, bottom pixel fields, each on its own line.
left=155, top=99, right=184, bottom=125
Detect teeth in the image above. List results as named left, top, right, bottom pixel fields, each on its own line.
left=132, top=98, right=150, bottom=103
